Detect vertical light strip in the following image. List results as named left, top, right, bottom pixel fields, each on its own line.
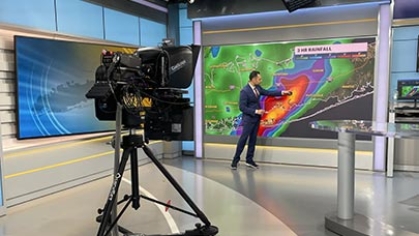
left=385, top=0, right=396, bottom=177
left=373, top=3, right=392, bottom=171
left=193, top=21, right=203, bottom=158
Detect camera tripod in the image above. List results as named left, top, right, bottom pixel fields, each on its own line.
left=96, top=130, right=219, bottom=236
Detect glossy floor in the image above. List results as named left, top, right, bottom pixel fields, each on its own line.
left=1, top=156, right=419, bottom=236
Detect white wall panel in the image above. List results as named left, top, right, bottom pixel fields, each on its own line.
left=0, top=61, right=13, bottom=72
left=0, top=51, right=13, bottom=62
left=0, top=94, right=13, bottom=107
left=0, top=80, right=13, bottom=93
left=1, top=123, right=14, bottom=136
left=0, top=111, right=14, bottom=123
left=0, top=33, right=13, bottom=50
left=0, top=71, right=13, bottom=80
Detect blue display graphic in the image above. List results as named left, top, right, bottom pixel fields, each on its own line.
left=15, top=36, right=137, bottom=139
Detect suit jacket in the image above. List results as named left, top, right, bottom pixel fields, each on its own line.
left=239, top=84, right=283, bottom=124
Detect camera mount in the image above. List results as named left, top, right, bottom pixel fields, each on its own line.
left=96, top=128, right=218, bottom=236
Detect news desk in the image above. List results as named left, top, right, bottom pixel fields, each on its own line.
left=310, top=120, right=419, bottom=236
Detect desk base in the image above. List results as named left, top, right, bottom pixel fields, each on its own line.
left=325, top=212, right=418, bottom=236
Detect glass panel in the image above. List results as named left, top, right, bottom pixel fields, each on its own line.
left=104, top=8, right=140, bottom=46
left=140, top=18, right=167, bottom=47
left=0, top=0, right=56, bottom=31
left=56, top=0, right=103, bottom=39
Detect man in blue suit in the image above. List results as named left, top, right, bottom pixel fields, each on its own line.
left=231, top=70, right=292, bottom=169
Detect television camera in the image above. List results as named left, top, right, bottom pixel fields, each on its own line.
left=86, top=44, right=199, bottom=141
left=85, top=44, right=218, bottom=236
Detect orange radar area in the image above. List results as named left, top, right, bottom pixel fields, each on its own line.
left=258, top=75, right=309, bottom=135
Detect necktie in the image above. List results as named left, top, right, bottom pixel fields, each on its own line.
left=254, top=88, right=260, bottom=97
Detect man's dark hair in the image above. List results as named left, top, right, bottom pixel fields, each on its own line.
left=249, top=70, right=260, bottom=81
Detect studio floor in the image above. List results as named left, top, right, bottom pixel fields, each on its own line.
left=1, top=152, right=419, bottom=235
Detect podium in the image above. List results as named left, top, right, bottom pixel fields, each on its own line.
left=310, top=120, right=419, bottom=236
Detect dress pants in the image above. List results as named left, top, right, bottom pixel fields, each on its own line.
left=232, top=120, right=260, bottom=164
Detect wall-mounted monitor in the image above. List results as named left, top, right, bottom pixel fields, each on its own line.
left=397, top=79, right=419, bottom=100
left=281, top=0, right=317, bottom=12
left=14, top=35, right=137, bottom=139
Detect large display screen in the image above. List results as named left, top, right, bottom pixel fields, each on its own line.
left=204, top=37, right=376, bottom=139
left=15, top=36, right=137, bottom=139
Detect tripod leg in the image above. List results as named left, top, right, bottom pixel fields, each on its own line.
left=142, top=145, right=212, bottom=227
left=97, top=146, right=134, bottom=236
left=130, top=147, right=140, bottom=210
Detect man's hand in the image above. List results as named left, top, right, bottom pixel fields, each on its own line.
left=255, top=109, right=265, bottom=115
left=281, top=90, right=293, bottom=96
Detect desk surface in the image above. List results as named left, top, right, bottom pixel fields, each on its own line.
left=310, top=120, right=419, bottom=138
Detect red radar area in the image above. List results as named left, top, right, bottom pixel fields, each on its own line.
left=258, top=76, right=309, bottom=135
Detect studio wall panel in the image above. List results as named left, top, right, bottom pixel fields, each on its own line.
left=56, top=0, right=104, bottom=39
left=139, top=18, right=167, bottom=47
left=179, top=28, right=193, bottom=45
left=179, top=8, right=192, bottom=28
left=390, top=40, right=418, bottom=73
left=0, top=0, right=56, bottom=31
left=104, top=8, right=140, bottom=46
left=0, top=111, right=14, bottom=123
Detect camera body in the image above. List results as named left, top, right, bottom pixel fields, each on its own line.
left=86, top=45, right=199, bottom=141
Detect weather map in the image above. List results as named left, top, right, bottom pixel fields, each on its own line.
left=204, top=38, right=376, bottom=138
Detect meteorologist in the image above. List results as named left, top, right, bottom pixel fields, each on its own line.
left=231, top=70, right=292, bottom=170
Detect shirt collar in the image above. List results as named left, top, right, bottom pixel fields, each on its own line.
left=249, top=83, right=257, bottom=90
